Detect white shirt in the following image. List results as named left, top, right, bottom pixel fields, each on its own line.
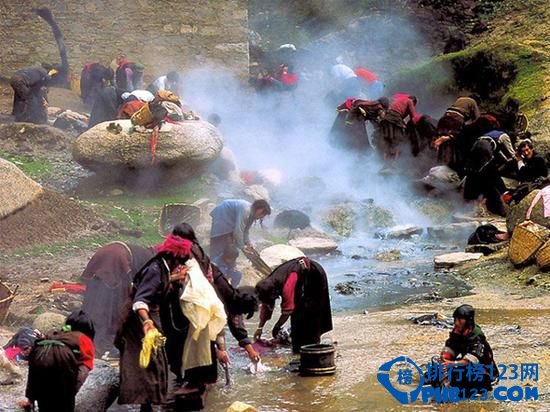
left=330, top=64, right=357, bottom=82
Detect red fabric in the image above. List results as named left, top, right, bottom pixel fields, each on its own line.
left=49, top=282, right=86, bottom=293
left=441, top=351, right=453, bottom=361
left=281, top=271, right=298, bottom=313
left=273, top=67, right=298, bottom=86
left=150, top=126, right=159, bottom=164
left=389, top=95, right=419, bottom=121
left=155, top=234, right=193, bottom=259
left=117, top=100, right=145, bottom=119
left=280, top=73, right=298, bottom=86
left=79, top=334, right=95, bottom=370
left=355, top=68, right=378, bottom=82
left=4, top=346, right=21, bottom=361
left=343, top=98, right=355, bottom=110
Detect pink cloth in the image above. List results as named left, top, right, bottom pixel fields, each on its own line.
left=281, top=271, right=298, bottom=314
left=526, top=186, right=550, bottom=219
left=3, top=347, right=21, bottom=361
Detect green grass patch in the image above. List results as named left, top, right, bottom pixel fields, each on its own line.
left=389, top=41, right=547, bottom=116
left=0, top=151, right=53, bottom=180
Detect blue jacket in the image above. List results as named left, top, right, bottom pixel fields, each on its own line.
left=209, top=199, right=251, bottom=248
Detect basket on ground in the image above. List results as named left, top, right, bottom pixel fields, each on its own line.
left=509, top=221, right=550, bottom=266
left=535, top=239, right=550, bottom=269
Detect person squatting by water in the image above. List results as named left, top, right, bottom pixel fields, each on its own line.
left=24, top=310, right=95, bottom=412
left=254, top=256, right=333, bottom=353
left=209, top=198, right=271, bottom=286
left=428, top=304, right=497, bottom=395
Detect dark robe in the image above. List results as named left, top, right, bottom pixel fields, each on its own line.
left=88, top=85, right=121, bottom=128
left=115, top=256, right=173, bottom=406
left=430, top=325, right=496, bottom=392
left=26, top=331, right=88, bottom=412
left=329, top=99, right=384, bottom=151
left=161, top=241, right=218, bottom=386
left=256, top=257, right=332, bottom=353
left=10, top=66, right=49, bottom=123
left=80, top=63, right=111, bottom=106
left=463, top=139, right=506, bottom=216
left=517, top=154, right=548, bottom=182
left=80, top=242, right=155, bottom=353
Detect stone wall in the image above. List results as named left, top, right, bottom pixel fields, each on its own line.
left=0, top=0, right=249, bottom=82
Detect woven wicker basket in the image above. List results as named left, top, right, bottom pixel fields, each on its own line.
left=158, top=203, right=201, bottom=236
left=509, top=221, right=550, bottom=265
left=535, top=239, right=550, bottom=270
left=131, top=103, right=153, bottom=126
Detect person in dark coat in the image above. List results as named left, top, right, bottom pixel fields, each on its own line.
left=463, top=138, right=507, bottom=216
left=429, top=305, right=497, bottom=394
left=25, top=310, right=95, bottom=412
left=254, top=257, right=332, bottom=353
left=88, top=76, right=122, bottom=128
left=115, top=234, right=192, bottom=412
left=164, top=224, right=259, bottom=387
left=514, top=139, right=548, bottom=182
left=9, top=65, right=50, bottom=123
left=80, top=63, right=114, bottom=107
left=329, top=97, right=389, bottom=152
left=80, top=242, right=155, bottom=355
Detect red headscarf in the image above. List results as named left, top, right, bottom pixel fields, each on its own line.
left=155, top=234, right=193, bottom=259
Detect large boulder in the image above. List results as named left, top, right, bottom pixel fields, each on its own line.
left=507, top=190, right=550, bottom=233
left=289, top=237, right=338, bottom=255
left=0, top=123, right=73, bottom=153
left=0, top=158, right=43, bottom=219
left=434, top=252, right=483, bottom=269
left=72, top=119, right=223, bottom=172
left=75, top=359, right=119, bottom=411
left=32, top=312, right=66, bottom=333
left=260, top=244, right=305, bottom=269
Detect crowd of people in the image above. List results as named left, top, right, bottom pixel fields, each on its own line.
left=5, top=196, right=333, bottom=411
left=5, top=42, right=543, bottom=410
left=332, top=91, right=547, bottom=217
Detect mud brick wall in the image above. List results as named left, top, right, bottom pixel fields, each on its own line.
left=0, top=0, right=249, bottom=81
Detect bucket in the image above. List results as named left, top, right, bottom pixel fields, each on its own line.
left=0, top=281, right=18, bottom=325
left=299, top=343, right=336, bottom=376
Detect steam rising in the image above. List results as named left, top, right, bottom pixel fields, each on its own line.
left=178, top=12, right=457, bottom=230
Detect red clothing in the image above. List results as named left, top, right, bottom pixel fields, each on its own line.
left=281, top=271, right=298, bottom=314
left=79, top=334, right=95, bottom=370
left=273, top=68, right=298, bottom=86
left=389, top=95, right=418, bottom=123
left=355, top=68, right=378, bottom=82
left=117, top=100, right=145, bottom=119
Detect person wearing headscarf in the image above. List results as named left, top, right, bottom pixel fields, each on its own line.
left=429, top=304, right=497, bottom=393
left=254, top=257, right=332, bottom=353
left=115, top=233, right=192, bottom=412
